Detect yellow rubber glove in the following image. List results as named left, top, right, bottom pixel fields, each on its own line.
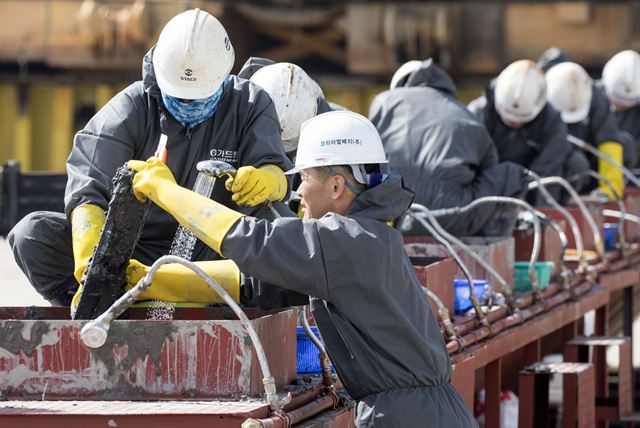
left=597, top=141, right=624, bottom=200
left=128, top=157, right=244, bottom=255
left=70, top=204, right=106, bottom=314
left=225, top=164, right=287, bottom=206
left=125, top=259, right=240, bottom=303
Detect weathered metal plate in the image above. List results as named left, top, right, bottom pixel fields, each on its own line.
left=0, top=400, right=270, bottom=428
left=412, top=256, right=456, bottom=315
left=616, top=188, right=640, bottom=242
left=0, top=308, right=297, bottom=400
left=514, top=221, right=564, bottom=272
left=405, top=236, right=515, bottom=293
left=450, top=352, right=475, bottom=412
left=539, top=199, right=605, bottom=253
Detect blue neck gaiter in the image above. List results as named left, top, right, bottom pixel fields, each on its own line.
left=161, top=76, right=230, bottom=128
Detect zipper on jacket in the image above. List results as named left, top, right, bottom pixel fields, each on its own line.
left=322, top=299, right=355, bottom=360
left=185, top=126, right=193, bottom=141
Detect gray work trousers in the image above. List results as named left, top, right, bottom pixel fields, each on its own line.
left=7, top=211, right=219, bottom=306
left=355, top=383, right=478, bottom=428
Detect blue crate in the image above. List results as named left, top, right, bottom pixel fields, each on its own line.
left=453, top=279, right=488, bottom=314
left=603, top=223, right=619, bottom=252
left=296, top=326, right=333, bottom=374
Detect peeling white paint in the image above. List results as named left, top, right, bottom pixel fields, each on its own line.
left=221, top=321, right=253, bottom=391
left=1, top=313, right=295, bottom=398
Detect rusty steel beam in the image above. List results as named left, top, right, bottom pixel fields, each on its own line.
left=412, top=257, right=456, bottom=315
left=600, top=268, right=640, bottom=291
left=242, top=392, right=339, bottom=427
left=0, top=309, right=297, bottom=400
left=450, top=352, right=475, bottom=412
left=0, top=400, right=271, bottom=428
left=449, top=283, right=609, bottom=364
left=485, top=358, right=502, bottom=428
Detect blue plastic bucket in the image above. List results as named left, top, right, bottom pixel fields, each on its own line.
left=453, top=279, right=488, bottom=314
left=296, top=326, right=333, bottom=374
left=603, top=223, right=619, bottom=252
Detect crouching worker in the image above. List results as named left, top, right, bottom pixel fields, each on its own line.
left=7, top=9, right=297, bottom=312
left=128, top=111, right=478, bottom=428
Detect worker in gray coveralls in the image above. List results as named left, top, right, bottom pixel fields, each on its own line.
left=8, top=9, right=293, bottom=310
left=127, top=110, right=479, bottom=428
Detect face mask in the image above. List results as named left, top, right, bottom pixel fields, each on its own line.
left=161, top=76, right=230, bottom=128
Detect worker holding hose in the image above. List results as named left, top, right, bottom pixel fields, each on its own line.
left=127, top=110, right=478, bottom=427
left=8, top=9, right=293, bottom=310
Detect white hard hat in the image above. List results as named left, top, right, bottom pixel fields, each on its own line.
left=286, top=111, right=388, bottom=175
left=545, top=62, right=593, bottom=124
left=390, top=60, right=422, bottom=89
left=250, top=62, right=324, bottom=151
left=153, top=9, right=235, bottom=100
left=494, top=60, right=547, bottom=125
left=602, top=50, right=640, bottom=109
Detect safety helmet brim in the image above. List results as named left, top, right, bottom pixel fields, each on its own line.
left=152, top=9, right=235, bottom=100
left=285, top=111, right=389, bottom=175
left=153, top=46, right=231, bottom=99
left=560, top=103, right=590, bottom=124
left=285, top=158, right=389, bottom=176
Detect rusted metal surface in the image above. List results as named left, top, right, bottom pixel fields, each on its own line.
left=448, top=279, right=595, bottom=355
left=0, top=309, right=297, bottom=400
left=599, top=267, right=640, bottom=292
left=565, top=336, right=634, bottom=421
left=608, top=188, right=640, bottom=242
left=451, top=284, right=608, bottom=365
left=514, top=221, right=564, bottom=271
left=518, top=362, right=595, bottom=428
left=296, top=406, right=356, bottom=428
left=0, top=376, right=352, bottom=427
left=0, top=400, right=270, bottom=428
left=405, top=236, right=515, bottom=293
left=244, top=392, right=339, bottom=427
left=450, top=352, right=475, bottom=411
left=0, top=305, right=286, bottom=321
left=485, top=358, right=501, bottom=428
left=412, top=256, right=456, bottom=314
left=539, top=200, right=605, bottom=253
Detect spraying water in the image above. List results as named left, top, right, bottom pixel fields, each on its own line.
left=148, top=172, right=216, bottom=320
left=168, top=174, right=216, bottom=259
left=146, top=300, right=176, bottom=320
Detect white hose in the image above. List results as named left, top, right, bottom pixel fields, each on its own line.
left=406, top=207, right=485, bottom=321
left=532, top=176, right=604, bottom=259
left=80, top=255, right=283, bottom=411
left=424, top=197, right=542, bottom=293
left=413, top=209, right=510, bottom=300
left=579, top=170, right=626, bottom=251
left=603, top=209, right=640, bottom=226
left=527, top=172, right=587, bottom=272
left=568, top=134, right=640, bottom=187
left=422, top=286, right=458, bottom=339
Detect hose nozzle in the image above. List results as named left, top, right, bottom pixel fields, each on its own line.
left=80, top=320, right=110, bottom=349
